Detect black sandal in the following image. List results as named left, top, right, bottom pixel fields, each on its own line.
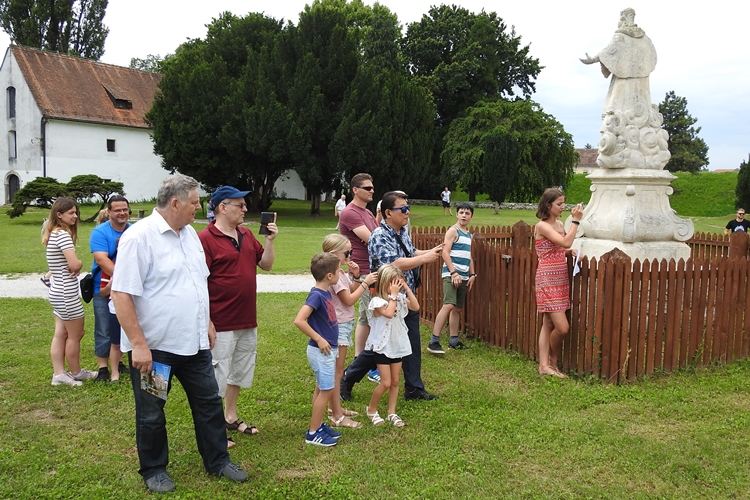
left=226, top=419, right=259, bottom=435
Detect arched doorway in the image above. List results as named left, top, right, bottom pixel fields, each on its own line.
left=6, top=173, right=19, bottom=204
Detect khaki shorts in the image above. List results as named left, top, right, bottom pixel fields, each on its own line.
left=443, top=277, right=468, bottom=308
left=211, top=328, right=257, bottom=397
left=357, top=287, right=372, bottom=326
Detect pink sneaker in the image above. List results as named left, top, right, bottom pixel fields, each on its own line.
left=51, top=372, right=82, bottom=386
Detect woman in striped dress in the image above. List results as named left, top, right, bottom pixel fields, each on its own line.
left=534, top=188, right=583, bottom=378
left=43, top=198, right=96, bottom=386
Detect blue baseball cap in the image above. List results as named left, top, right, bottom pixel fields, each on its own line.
left=210, top=186, right=251, bottom=207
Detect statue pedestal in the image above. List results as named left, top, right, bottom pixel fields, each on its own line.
left=569, top=168, right=693, bottom=262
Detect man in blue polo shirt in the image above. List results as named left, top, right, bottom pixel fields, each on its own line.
left=90, top=195, right=131, bottom=382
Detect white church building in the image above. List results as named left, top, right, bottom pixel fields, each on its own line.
left=0, top=45, right=307, bottom=205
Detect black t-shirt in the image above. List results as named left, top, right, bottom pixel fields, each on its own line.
left=725, top=219, right=750, bottom=233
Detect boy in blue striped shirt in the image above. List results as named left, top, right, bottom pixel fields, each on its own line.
left=428, top=203, right=476, bottom=354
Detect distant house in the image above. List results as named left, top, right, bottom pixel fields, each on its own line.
left=575, top=148, right=599, bottom=174
left=0, top=45, right=309, bottom=205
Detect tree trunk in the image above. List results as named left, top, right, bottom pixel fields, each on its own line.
left=469, top=189, right=476, bottom=202
left=309, top=194, right=321, bottom=216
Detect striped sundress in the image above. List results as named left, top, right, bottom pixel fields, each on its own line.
left=534, top=235, right=570, bottom=313
left=46, top=230, right=85, bottom=321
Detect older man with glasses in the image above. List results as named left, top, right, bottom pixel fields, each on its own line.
left=725, top=209, right=750, bottom=235
left=198, top=186, right=277, bottom=448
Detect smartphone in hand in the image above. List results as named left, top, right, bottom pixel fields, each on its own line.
left=259, top=212, right=274, bottom=235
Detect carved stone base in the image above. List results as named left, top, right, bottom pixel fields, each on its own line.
left=571, top=237, right=691, bottom=263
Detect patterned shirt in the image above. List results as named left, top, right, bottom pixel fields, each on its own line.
left=442, top=226, right=472, bottom=280
left=368, top=221, right=418, bottom=293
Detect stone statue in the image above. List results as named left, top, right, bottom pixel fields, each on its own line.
left=580, top=8, right=670, bottom=170
left=571, top=8, right=693, bottom=262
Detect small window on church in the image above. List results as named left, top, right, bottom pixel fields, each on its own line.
left=107, top=139, right=116, bottom=152
left=7, top=87, right=16, bottom=118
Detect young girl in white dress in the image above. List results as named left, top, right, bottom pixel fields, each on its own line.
left=364, top=264, right=419, bottom=427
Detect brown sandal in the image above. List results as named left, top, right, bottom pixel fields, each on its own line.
left=226, top=419, right=259, bottom=435
left=329, top=415, right=362, bottom=428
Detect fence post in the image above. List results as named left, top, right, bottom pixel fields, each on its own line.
left=729, top=231, right=749, bottom=259
left=512, top=221, right=531, bottom=249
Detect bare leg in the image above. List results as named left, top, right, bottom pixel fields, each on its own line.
left=224, top=384, right=241, bottom=423
left=547, top=310, right=570, bottom=375
left=432, top=303, right=454, bottom=339
left=386, top=362, right=402, bottom=416
left=367, top=363, right=391, bottom=416
left=329, top=345, right=347, bottom=418
left=354, top=324, right=370, bottom=357
left=50, top=316, right=69, bottom=375
left=309, top=387, right=332, bottom=433
left=448, top=307, right=462, bottom=340
left=538, top=313, right=555, bottom=375
left=109, top=344, right=122, bottom=380
left=63, top=317, right=85, bottom=374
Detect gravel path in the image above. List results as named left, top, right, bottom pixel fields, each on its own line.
left=0, top=273, right=313, bottom=298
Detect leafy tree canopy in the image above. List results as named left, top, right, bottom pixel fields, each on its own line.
left=659, top=90, right=709, bottom=173
left=0, top=0, right=109, bottom=59
left=6, top=174, right=122, bottom=219
left=736, top=155, right=750, bottom=211
left=441, top=99, right=576, bottom=202
left=129, top=54, right=164, bottom=73
left=401, top=5, right=542, bottom=197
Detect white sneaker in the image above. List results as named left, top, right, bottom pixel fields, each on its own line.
left=70, top=369, right=98, bottom=381
left=51, top=372, right=83, bottom=386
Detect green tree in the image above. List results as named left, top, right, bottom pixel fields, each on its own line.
left=736, top=155, right=750, bottom=211
left=0, top=0, right=109, bottom=59
left=402, top=5, right=542, bottom=197
left=129, top=54, right=164, bottom=73
left=287, top=0, right=360, bottom=215
left=146, top=12, right=288, bottom=211
left=482, top=127, right=520, bottom=210
left=659, top=91, right=709, bottom=173
left=66, top=174, right=124, bottom=221
left=6, top=176, right=67, bottom=217
left=441, top=99, right=576, bottom=202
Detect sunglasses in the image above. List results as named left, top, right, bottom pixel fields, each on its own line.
left=390, top=205, right=410, bottom=214
left=356, top=186, right=375, bottom=192
left=344, top=250, right=352, bottom=258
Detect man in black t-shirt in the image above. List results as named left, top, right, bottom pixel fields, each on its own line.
left=725, top=209, right=750, bottom=235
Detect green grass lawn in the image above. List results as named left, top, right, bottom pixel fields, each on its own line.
left=2, top=296, right=750, bottom=498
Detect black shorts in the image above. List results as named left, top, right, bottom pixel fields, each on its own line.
left=372, top=352, right=402, bottom=365
left=442, top=201, right=450, bottom=208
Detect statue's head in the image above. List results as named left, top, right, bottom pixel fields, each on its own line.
left=618, top=8, right=636, bottom=27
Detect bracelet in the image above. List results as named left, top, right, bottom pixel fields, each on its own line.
left=571, top=221, right=580, bottom=226
left=450, top=270, right=458, bottom=275
left=361, top=282, right=367, bottom=290
left=387, top=295, right=398, bottom=301
left=470, top=273, right=477, bottom=278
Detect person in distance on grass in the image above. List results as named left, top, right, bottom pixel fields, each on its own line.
left=321, top=234, right=378, bottom=429
left=428, top=202, right=477, bottom=355
left=334, top=194, right=347, bottom=230
left=198, top=185, right=277, bottom=449
left=724, top=208, right=750, bottom=235
left=111, top=175, right=247, bottom=493
left=44, top=197, right=98, bottom=386
left=534, top=188, right=583, bottom=378
left=90, top=195, right=131, bottom=383
left=364, top=264, right=418, bottom=427
left=294, top=253, right=345, bottom=447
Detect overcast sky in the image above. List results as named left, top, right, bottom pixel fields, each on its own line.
left=2, top=0, right=747, bottom=170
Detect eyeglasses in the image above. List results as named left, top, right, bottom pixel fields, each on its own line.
left=391, top=205, right=410, bottom=214
left=356, top=186, right=374, bottom=192
left=224, top=202, right=247, bottom=209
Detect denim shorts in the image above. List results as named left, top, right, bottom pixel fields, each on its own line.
left=306, top=345, right=338, bottom=391
left=337, top=320, right=355, bottom=347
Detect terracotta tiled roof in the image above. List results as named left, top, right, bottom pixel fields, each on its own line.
left=10, top=45, right=161, bottom=129
left=575, top=148, right=598, bottom=167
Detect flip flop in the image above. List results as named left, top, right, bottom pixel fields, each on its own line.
left=40, top=276, right=51, bottom=287
left=226, top=419, right=259, bottom=435
left=227, top=437, right=236, bottom=449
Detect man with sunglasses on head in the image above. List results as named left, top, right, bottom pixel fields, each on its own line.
left=198, top=186, right=277, bottom=447
left=725, top=209, right=750, bottom=235
left=90, top=195, right=131, bottom=382
left=343, top=191, right=443, bottom=401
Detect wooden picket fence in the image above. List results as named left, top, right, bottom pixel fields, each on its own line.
left=413, top=223, right=750, bottom=382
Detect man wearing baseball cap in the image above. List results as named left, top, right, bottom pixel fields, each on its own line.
left=198, top=186, right=277, bottom=446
